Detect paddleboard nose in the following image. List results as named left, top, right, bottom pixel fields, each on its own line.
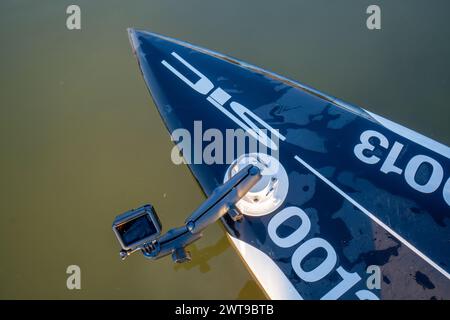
left=126, top=29, right=450, bottom=299
left=127, top=28, right=218, bottom=126
left=127, top=28, right=139, bottom=54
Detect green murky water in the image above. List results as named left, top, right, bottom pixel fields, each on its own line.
left=0, top=0, right=449, bottom=299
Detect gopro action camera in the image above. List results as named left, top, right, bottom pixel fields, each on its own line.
left=112, top=205, right=162, bottom=258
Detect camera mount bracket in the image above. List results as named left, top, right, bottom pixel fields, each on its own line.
left=114, top=164, right=262, bottom=263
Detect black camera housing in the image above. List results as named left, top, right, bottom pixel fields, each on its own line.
left=112, top=204, right=162, bottom=251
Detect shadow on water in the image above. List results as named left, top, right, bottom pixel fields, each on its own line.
left=237, top=280, right=267, bottom=300
left=174, top=235, right=230, bottom=273
left=173, top=234, right=267, bottom=299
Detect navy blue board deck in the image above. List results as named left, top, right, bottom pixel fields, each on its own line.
left=128, top=29, right=450, bottom=300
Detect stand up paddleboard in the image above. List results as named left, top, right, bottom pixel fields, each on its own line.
left=127, top=28, right=450, bottom=300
